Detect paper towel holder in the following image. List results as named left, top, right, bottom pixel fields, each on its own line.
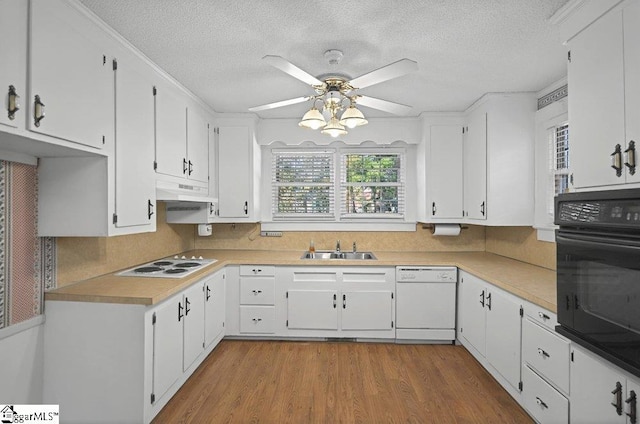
left=421, top=224, right=468, bottom=231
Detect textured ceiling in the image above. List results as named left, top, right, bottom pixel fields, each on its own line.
left=80, top=0, right=569, bottom=118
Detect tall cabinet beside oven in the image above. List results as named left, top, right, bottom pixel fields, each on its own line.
left=562, top=0, right=640, bottom=189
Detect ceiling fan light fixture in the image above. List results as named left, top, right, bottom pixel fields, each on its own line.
left=321, top=117, right=348, bottom=138
left=339, top=105, right=368, bottom=129
left=298, top=106, right=326, bottom=130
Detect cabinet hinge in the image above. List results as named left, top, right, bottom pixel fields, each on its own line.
left=153, top=161, right=157, bottom=170
left=153, top=86, right=157, bottom=96
left=571, top=351, right=574, bottom=362
left=222, top=322, right=225, bottom=327
left=519, top=306, right=523, bottom=317
left=112, top=213, right=118, bottom=224
left=152, top=312, right=156, bottom=325
left=202, top=342, right=205, bottom=348
left=391, top=321, right=394, bottom=328
left=102, top=135, right=105, bottom=144
left=150, top=393, right=155, bottom=404
left=460, top=327, right=463, bottom=333
left=462, top=126, right=465, bottom=134
left=102, top=55, right=106, bottom=65
left=286, top=320, right=288, bottom=327
left=286, top=291, right=288, bottom=298
left=112, top=59, right=118, bottom=71
left=391, top=292, right=394, bottom=299
left=567, top=51, right=571, bottom=62
left=518, top=381, right=523, bottom=391
left=215, top=127, right=219, bottom=135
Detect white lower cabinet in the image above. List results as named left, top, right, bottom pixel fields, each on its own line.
left=458, top=270, right=523, bottom=391
left=282, top=267, right=395, bottom=339
left=240, top=306, right=276, bottom=334
left=43, top=271, right=226, bottom=424
left=237, top=265, right=276, bottom=335
left=570, top=344, right=639, bottom=424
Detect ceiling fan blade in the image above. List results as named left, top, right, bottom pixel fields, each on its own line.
left=248, top=96, right=309, bottom=112
left=349, top=58, right=418, bottom=89
left=357, top=95, right=413, bottom=116
left=263, top=55, right=324, bottom=86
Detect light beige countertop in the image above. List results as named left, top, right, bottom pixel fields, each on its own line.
left=45, top=249, right=557, bottom=312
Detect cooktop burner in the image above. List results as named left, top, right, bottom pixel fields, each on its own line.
left=116, top=256, right=217, bottom=279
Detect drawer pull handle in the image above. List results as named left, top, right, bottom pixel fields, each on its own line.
left=33, top=94, right=45, bottom=127
left=626, top=390, right=637, bottom=423
left=253, top=269, right=262, bottom=274
left=252, top=318, right=262, bottom=323
left=252, top=290, right=262, bottom=295
left=7, top=85, right=20, bottom=120
left=538, top=311, right=550, bottom=320
left=536, top=397, right=548, bottom=409
left=537, top=348, right=550, bottom=359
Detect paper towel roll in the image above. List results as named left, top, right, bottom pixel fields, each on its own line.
left=431, top=224, right=461, bottom=236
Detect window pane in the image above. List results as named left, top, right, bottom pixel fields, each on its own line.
left=277, top=186, right=331, bottom=214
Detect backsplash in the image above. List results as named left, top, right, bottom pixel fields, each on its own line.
left=486, top=226, right=556, bottom=270
left=194, top=223, right=486, bottom=252
left=0, top=161, right=55, bottom=329
left=55, top=202, right=194, bottom=287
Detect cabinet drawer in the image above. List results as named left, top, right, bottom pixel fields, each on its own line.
left=240, top=278, right=275, bottom=305
left=522, top=366, right=568, bottom=424
left=240, top=306, right=275, bottom=334
left=239, top=265, right=275, bottom=276
left=523, top=318, right=570, bottom=394
left=526, top=305, right=558, bottom=331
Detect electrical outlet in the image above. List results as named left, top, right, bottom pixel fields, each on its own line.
left=260, top=231, right=283, bottom=237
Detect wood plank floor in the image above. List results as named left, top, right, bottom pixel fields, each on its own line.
left=152, top=340, right=533, bottom=424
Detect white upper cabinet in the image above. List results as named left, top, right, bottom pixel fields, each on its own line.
left=463, top=108, right=488, bottom=220
left=463, top=93, right=536, bottom=225
left=424, top=124, right=464, bottom=220
left=29, top=0, right=114, bottom=149
left=0, top=0, right=27, bottom=132
left=214, top=122, right=260, bottom=221
left=186, top=103, right=210, bottom=184
left=566, top=0, right=640, bottom=188
left=154, top=82, right=188, bottom=179
left=113, top=52, right=156, bottom=231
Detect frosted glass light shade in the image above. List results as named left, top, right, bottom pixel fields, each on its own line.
left=321, top=117, right=347, bottom=138
left=339, top=106, right=368, bottom=128
left=299, top=107, right=326, bottom=129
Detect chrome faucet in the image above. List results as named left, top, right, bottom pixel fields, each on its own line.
left=353, top=241, right=357, bottom=253
left=336, top=240, right=341, bottom=252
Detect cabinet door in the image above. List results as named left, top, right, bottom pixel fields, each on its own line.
left=341, top=291, right=393, bottom=331
left=152, top=297, right=183, bottom=404
left=459, top=272, right=487, bottom=355
left=485, top=289, right=522, bottom=390
left=205, top=271, right=225, bottom=347
left=155, top=84, right=187, bottom=178
left=463, top=110, right=487, bottom=219
left=0, top=0, right=27, bottom=130
left=114, top=57, right=156, bottom=229
left=624, top=1, right=640, bottom=185
left=287, top=290, right=338, bottom=330
left=569, top=9, right=625, bottom=188
left=218, top=126, right=251, bottom=218
left=182, top=282, right=205, bottom=372
left=29, top=0, right=113, bottom=149
left=186, top=106, right=209, bottom=183
left=570, top=346, right=627, bottom=424
left=428, top=126, right=463, bottom=219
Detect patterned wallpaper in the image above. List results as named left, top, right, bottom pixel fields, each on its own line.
left=0, top=161, right=55, bottom=329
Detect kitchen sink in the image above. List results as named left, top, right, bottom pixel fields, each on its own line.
left=300, top=251, right=377, bottom=260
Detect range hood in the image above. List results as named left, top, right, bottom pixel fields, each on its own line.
left=156, top=180, right=216, bottom=203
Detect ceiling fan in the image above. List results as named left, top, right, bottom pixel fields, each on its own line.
left=249, top=50, right=419, bottom=137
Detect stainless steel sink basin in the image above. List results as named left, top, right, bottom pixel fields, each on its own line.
left=300, top=251, right=377, bottom=260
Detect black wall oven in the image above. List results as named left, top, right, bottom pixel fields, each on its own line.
left=556, top=188, right=640, bottom=378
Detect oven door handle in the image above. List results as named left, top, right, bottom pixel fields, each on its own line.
left=557, top=233, right=640, bottom=252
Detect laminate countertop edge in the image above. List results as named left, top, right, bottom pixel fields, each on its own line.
left=45, top=250, right=557, bottom=313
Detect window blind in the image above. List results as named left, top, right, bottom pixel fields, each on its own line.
left=340, top=152, right=405, bottom=218
left=548, top=123, right=570, bottom=215
left=272, top=150, right=335, bottom=219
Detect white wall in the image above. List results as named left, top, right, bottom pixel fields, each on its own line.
left=0, top=316, right=45, bottom=403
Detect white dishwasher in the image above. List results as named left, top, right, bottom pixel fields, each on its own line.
left=395, top=267, right=457, bottom=342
